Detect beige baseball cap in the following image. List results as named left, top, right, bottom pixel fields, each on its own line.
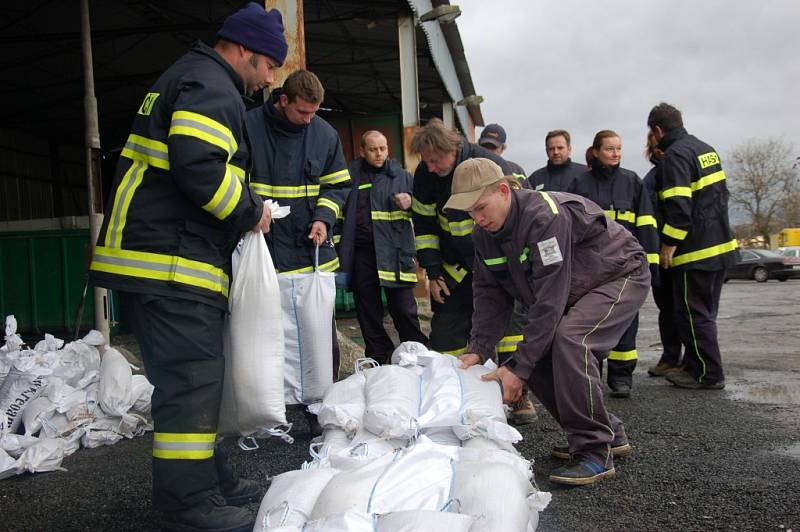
left=443, top=158, right=505, bottom=211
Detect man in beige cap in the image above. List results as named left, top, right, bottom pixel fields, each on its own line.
left=452, top=158, right=650, bottom=486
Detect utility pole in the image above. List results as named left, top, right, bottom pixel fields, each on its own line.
left=80, top=0, right=110, bottom=342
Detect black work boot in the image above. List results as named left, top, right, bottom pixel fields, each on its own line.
left=160, top=494, right=254, bottom=532
left=220, top=477, right=263, bottom=506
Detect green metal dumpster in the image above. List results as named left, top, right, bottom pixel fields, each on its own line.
left=0, top=228, right=100, bottom=334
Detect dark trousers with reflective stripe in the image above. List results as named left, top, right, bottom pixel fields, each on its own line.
left=526, top=263, right=650, bottom=467
left=672, top=268, right=725, bottom=384
left=606, top=314, right=638, bottom=388
left=429, top=273, right=474, bottom=354
left=121, top=292, right=234, bottom=512
left=652, top=267, right=683, bottom=366
left=352, top=246, right=428, bottom=364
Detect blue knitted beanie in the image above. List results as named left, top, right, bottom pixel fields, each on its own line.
left=217, top=2, right=289, bottom=65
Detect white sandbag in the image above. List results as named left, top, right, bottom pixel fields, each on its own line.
left=0, top=448, right=17, bottom=480
left=311, top=372, right=365, bottom=433
left=39, top=412, right=91, bottom=439
left=33, top=333, right=64, bottom=354
left=452, top=365, right=522, bottom=444
left=325, top=426, right=405, bottom=470
left=82, top=330, right=106, bottom=347
left=97, top=348, right=134, bottom=419
left=417, top=357, right=462, bottom=428
left=302, top=510, right=373, bottom=532
left=3, top=315, right=23, bottom=353
left=1, top=433, right=39, bottom=458
left=254, top=467, right=338, bottom=530
left=15, top=437, right=67, bottom=475
left=460, top=433, right=518, bottom=454
left=62, top=428, right=85, bottom=457
left=421, top=426, right=462, bottom=447
left=320, top=428, right=352, bottom=456
left=81, top=429, right=124, bottom=448
left=62, top=340, right=102, bottom=375
left=311, top=439, right=458, bottom=518
left=21, top=396, right=56, bottom=436
left=390, top=341, right=430, bottom=367
left=453, top=460, right=539, bottom=532
left=362, top=365, right=420, bottom=439
left=377, top=510, right=475, bottom=532
left=65, top=386, right=100, bottom=423
left=279, top=247, right=335, bottom=405
left=0, top=368, right=47, bottom=433
left=219, top=231, right=286, bottom=437
left=130, top=374, right=154, bottom=414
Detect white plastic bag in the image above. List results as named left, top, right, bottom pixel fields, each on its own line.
left=97, top=348, right=134, bottom=420
left=279, top=246, right=335, bottom=405
left=15, top=437, right=67, bottom=475
left=254, top=467, right=338, bottom=530
left=362, top=365, right=420, bottom=440
left=452, top=365, right=522, bottom=444
left=0, top=368, right=47, bottom=433
left=311, top=372, right=365, bottom=433
left=219, top=231, right=286, bottom=437
left=129, top=374, right=154, bottom=414
left=21, top=396, right=56, bottom=436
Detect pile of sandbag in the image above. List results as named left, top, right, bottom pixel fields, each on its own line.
left=0, top=315, right=153, bottom=480
left=254, top=342, right=551, bottom=531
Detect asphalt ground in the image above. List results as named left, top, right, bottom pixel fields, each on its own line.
left=1, top=280, right=798, bottom=531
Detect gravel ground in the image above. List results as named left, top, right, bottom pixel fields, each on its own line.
left=1, top=281, right=798, bottom=531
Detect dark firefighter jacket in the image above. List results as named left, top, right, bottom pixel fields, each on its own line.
left=568, top=164, right=660, bottom=281
left=245, top=93, right=351, bottom=274
left=468, top=189, right=648, bottom=381
left=337, top=158, right=418, bottom=289
left=527, top=159, right=587, bottom=192
left=89, top=41, right=263, bottom=310
left=656, top=128, right=738, bottom=271
left=411, top=143, right=512, bottom=287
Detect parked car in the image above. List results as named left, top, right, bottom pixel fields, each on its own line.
left=776, top=246, right=800, bottom=280
left=725, top=249, right=797, bottom=282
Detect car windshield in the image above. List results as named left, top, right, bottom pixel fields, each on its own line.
left=756, top=250, right=783, bottom=258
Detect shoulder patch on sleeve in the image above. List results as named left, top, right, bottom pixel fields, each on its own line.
left=537, top=237, right=563, bottom=266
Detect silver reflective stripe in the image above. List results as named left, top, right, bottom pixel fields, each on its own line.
left=153, top=441, right=215, bottom=451
left=108, top=160, right=145, bottom=249
left=171, top=118, right=233, bottom=154
left=125, top=140, right=169, bottom=164
left=207, top=170, right=237, bottom=219
left=92, top=254, right=223, bottom=285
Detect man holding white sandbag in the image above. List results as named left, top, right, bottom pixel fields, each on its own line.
left=451, top=159, right=649, bottom=486
left=89, top=4, right=287, bottom=530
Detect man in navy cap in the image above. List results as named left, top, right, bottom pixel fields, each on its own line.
left=89, top=3, right=288, bottom=530
left=479, top=123, right=527, bottom=180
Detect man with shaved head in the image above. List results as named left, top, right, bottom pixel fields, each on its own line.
left=337, top=130, right=428, bottom=363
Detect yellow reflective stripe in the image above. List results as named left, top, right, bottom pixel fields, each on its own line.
left=437, top=213, right=451, bottom=233
left=378, top=270, right=396, bottom=282
left=448, top=218, right=475, bottom=237
left=697, top=151, right=720, bottom=169
left=203, top=166, right=242, bottom=220
left=440, top=346, right=466, bottom=356
left=371, top=210, right=411, bottom=221
left=609, top=349, right=638, bottom=361
left=692, top=170, right=726, bottom=192
left=415, top=234, right=440, bottom=250
left=153, top=432, right=216, bottom=460
left=319, top=168, right=350, bottom=185
left=332, top=234, right=342, bottom=244
left=358, top=183, right=373, bottom=190
left=280, top=257, right=340, bottom=274
left=616, top=211, right=635, bottom=224
left=647, top=253, right=660, bottom=264
left=511, top=172, right=526, bottom=181
left=229, top=164, right=245, bottom=181
left=412, top=198, right=436, bottom=216
left=251, top=183, right=320, bottom=198
left=519, top=247, right=530, bottom=263
left=636, top=215, right=657, bottom=228
left=497, top=334, right=523, bottom=353
left=540, top=191, right=558, bottom=214
left=399, top=271, right=418, bottom=283
left=120, top=134, right=170, bottom=170
left=90, top=246, right=229, bottom=297
left=317, top=197, right=341, bottom=218
left=169, top=110, right=237, bottom=157
left=105, top=160, right=146, bottom=248
left=659, top=186, right=692, bottom=200
left=663, top=224, right=688, bottom=241
left=672, top=239, right=738, bottom=267
left=604, top=210, right=616, bottom=220
left=443, top=262, right=467, bottom=283
left=484, top=256, right=508, bottom=266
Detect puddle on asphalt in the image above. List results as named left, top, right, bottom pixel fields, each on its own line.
left=725, top=370, right=800, bottom=405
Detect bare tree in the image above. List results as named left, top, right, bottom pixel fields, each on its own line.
left=727, top=138, right=799, bottom=242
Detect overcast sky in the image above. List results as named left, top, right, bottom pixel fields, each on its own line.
left=456, top=0, right=800, bottom=178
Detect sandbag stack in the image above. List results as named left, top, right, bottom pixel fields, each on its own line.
left=255, top=342, right=551, bottom=532
left=0, top=316, right=153, bottom=479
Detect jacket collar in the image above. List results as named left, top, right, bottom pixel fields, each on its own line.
left=262, top=88, right=310, bottom=135
left=591, top=163, right=619, bottom=180
left=191, top=41, right=245, bottom=96
left=658, top=126, right=688, bottom=150
left=547, top=157, right=573, bottom=170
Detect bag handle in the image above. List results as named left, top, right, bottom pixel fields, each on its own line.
left=314, top=244, right=320, bottom=271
